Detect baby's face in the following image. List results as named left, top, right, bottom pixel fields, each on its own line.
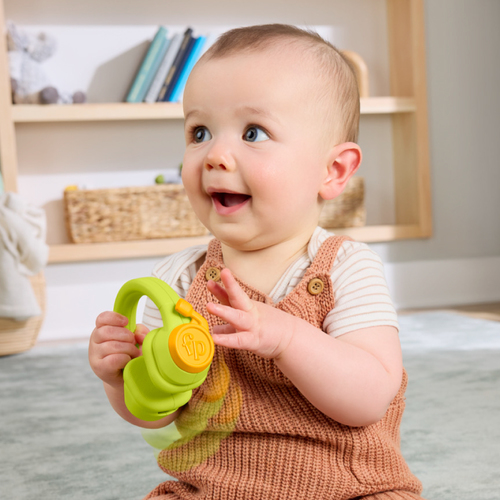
left=182, top=46, right=334, bottom=251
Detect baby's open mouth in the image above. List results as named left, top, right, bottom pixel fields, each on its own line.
left=212, top=192, right=251, bottom=208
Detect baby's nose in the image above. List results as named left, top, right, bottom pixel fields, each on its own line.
left=204, top=142, right=236, bottom=171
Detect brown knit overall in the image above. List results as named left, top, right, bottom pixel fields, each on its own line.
left=144, top=236, right=424, bottom=500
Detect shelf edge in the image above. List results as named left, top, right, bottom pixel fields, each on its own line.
left=13, top=97, right=416, bottom=123
left=48, top=235, right=213, bottom=263
left=12, top=102, right=185, bottom=123
left=48, top=224, right=424, bottom=263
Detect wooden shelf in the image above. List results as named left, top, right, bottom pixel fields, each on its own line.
left=48, top=235, right=213, bottom=263
left=48, top=224, right=426, bottom=263
left=11, top=97, right=416, bottom=124
left=11, top=102, right=184, bottom=123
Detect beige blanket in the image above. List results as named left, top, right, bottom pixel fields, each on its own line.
left=0, top=192, right=48, bottom=320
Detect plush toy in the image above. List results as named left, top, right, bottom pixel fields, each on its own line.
left=6, top=21, right=86, bottom=105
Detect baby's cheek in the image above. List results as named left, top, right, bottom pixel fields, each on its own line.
left=181, top=162, right=197, bottom=189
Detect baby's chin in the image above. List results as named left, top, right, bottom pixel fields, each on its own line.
left=217, top=228, right=296, bottom=256
left=209, top=224, right=268, bottom=252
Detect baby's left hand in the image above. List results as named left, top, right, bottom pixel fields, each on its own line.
left=206, top=268, right=295, bottom=359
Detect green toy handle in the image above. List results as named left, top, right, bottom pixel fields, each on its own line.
left=113, top=277, right=189, bottom=335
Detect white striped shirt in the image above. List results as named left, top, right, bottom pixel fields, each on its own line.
left=143, top=227, right=398, bottom=337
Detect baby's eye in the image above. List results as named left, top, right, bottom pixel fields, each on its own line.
left=243, top=126, right=269, bottom=143
left=192, top=126, right=212, bottom=143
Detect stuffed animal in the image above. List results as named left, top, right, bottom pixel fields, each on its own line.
left=6, top=21, right=86, bottom=105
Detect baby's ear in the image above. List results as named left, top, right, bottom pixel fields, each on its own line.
left=319, top=143, right=362, bottom=201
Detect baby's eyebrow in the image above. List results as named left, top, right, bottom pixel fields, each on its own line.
left=184, top=106, right=280, bottom=125
left=184, top=109, right=206, bottom=122
left=237, top=106, right=279, bottom=123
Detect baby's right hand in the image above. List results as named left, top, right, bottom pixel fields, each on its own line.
left=89, top=311, right=149, bottom=389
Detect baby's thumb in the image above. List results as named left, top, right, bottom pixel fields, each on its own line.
left=134, top=323, right=149, bottom=346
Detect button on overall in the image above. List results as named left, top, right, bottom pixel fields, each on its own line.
left=205, top=267, right=221, bottom=282
left=307, top=278, right=324, bottom=295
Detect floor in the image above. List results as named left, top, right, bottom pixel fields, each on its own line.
left=3, top=306, right=500, bottom=500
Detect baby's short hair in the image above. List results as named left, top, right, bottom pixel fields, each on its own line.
left=200, top=24, right=360, bottom=144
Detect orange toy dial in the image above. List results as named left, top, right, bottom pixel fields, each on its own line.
left=169, top=323, right=214, bottom=373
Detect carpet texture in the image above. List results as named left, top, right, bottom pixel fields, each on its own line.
left=1, top=311, right=499, bottom=500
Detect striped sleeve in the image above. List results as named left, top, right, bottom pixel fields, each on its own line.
left=141, top=244, right=207, bottom=332
left=323, top=240, right=399, bottom=337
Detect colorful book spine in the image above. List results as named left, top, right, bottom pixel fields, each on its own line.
left=126, top=26, right=169, bottom=103
left=168, top=35, right=207, bottom=103
left=144, top=33, right=182, bottom=103
left=157, top=28, right=193, bottom=102
left=163, top=35, right=196, bottom=102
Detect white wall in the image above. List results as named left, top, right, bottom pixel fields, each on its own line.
left=4, top=0, right=500, bottom=340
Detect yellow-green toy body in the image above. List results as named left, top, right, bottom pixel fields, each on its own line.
left=113, top=277, right=214, bottom=421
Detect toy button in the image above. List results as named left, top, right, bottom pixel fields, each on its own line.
left=169, top=324, right=214, bottom=374
left=307, top=278, right=324, bottom=295
left=205, top=267, right=221, bottom=282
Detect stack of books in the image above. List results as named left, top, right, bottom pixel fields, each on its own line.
left=125, top=26, right=210, bottom=104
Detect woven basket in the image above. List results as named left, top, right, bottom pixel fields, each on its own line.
left=319, top=176, right=366, bottom=229
left=0, top=273, right=46, bottom=356
left=64, top=184, right=209, bottom=244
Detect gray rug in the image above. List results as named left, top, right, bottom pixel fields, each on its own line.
left=1, top=312, right=499, bottom=500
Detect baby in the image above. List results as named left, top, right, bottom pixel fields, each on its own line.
left=89, top=24, right=424, bottom=500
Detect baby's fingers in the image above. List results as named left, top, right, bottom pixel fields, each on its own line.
left=100, top=353, right=134, bottom=374
left=99, top=339, right=140, bottom=361
left=207, top=279, right=230, bottom=306
left=92, top=324, right=136, bottom=345
left=206, top=302, right=253, bottom=332
left=212, top=323, right=237, bottom=335
left=210, top=328, right=255, bottom=351
left=96, top=311, right=129, bottom=329
left=219, top=269, right=252, bottom=311
left=89, top=336, right=140, bottom=381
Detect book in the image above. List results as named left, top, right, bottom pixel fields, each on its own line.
left=141, top=36, right=171, bottom=101
left=157, top=27, right=193, bottom=102
left=168, top=35, right=207, bottom=103
left=163, top=35, right=196, bottom=102
left=144, top=33, right=182, bottom=103
left=126, top=26, right=169, bottom=103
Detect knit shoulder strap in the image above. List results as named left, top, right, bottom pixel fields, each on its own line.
left=272, top=234, right=352, bottom=327
left=202, top=238, right=273, bottom=304
left=305, top=234, right=352, bottom=277
left=206, top=238, right=224, bottom=265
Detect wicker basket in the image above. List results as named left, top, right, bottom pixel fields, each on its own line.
left=64, top=184, right=209, bottom=244
left=0, top=273, right=46, bottom=356
left=319, top=176, right=366, bottom=229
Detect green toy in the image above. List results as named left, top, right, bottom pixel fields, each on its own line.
left=113, top=277, right=214, bottom=421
